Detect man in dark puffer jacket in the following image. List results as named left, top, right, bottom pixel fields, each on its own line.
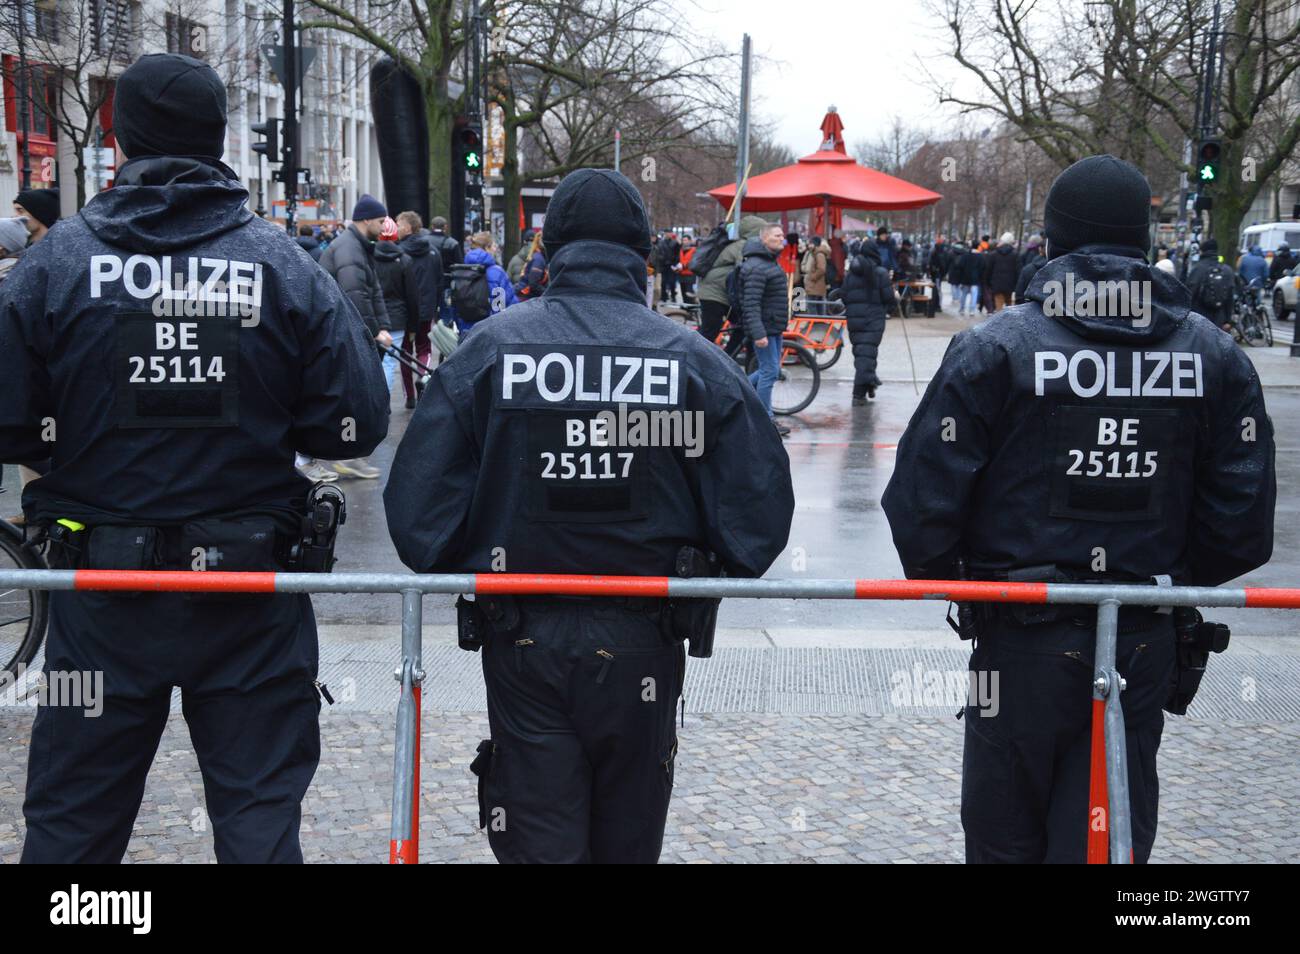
left=833, top=241, right=896, bottom=405
left=320, top=195, right=392, bottom=346
left=739, top=223, right=792, bottom=436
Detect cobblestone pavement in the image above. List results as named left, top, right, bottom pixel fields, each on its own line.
left=2, top=703, right=1296, bottom=863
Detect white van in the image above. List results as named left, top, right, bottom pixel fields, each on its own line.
left=1240, top=222, right=1300, bottom=257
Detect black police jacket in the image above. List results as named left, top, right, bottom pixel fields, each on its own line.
left=882, top=244, right=1275, bottom=587
left=0, top=155, right=390, bottom=525
left=384, top=239, right=795, bottom=577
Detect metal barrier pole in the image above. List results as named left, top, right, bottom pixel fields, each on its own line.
left=1092, top=598, right=1133, bottom=864
left=388, top=588, right=423, bottom=864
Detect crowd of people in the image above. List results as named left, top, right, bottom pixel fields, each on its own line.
left=290, top=196, right=552, bottom=482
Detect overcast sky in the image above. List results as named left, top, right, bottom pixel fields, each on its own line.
left=690, top=0, right=979, bottom=154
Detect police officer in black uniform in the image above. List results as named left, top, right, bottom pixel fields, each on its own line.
left=0, top=54, right=389, bottom=863
left=882, top=155, right=1276, bottom=863
left=384, top=169, right=794, bottom=864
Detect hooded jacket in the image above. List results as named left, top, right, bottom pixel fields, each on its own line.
left=320, top=223, right=389, bottom=337
left=0, top=155, right=388, bottom=525
left=383, top=239, right=794, bottom=578
left=883, top=245, right=1274, bottom=587
left=739, top=237, right=790, bottom=341
left=1238, top=246, right=1269, bottom=286
left=802, top=242, right=830, bottom=297
left=373, top=239, right=422, bottom=335
left=460, top=246, right=518, bottom=319
left=398, top=229, right=443, bottom=326
left=698, top=214, right=766, bottom=306
left=834, top=242, right=896, bottom=390
left=295, top=234, right=323, bottom=262
left=1269, top=248, right=1296, bottom=283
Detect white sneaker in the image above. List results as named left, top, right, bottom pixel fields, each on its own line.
left=296, top=459, right=339, bottom=483
left=331, top=457, right=381, bottom=479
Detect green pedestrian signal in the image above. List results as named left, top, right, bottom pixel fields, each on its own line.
left=1197, top=140, right=1221, bottom=184
left=460, top=124, right=483, bottom=173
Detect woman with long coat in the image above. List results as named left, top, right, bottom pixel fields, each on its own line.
left=834, top=241, right=896, bottom=405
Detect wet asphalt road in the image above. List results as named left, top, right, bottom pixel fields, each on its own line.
left=314, top=311, right=1300, bottom=640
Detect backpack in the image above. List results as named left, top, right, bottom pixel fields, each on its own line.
left=690, top=223, right=731, bottom=279
left=1198, top=262, right=1235, bottom=310
left=450, top=263, right=491, bottom=322
left=726, top=264, right=745, bottom=317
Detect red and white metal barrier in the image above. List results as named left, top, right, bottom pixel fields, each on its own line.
left=4, top=569, right=1297, bottom=865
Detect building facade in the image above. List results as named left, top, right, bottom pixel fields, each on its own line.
left=0, top=0, right=384, bottom=224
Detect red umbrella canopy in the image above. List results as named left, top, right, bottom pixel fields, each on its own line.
left=709, top=149, right=943, bottom=212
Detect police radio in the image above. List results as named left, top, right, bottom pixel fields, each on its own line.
left=285, top=483, right=346, bottom=573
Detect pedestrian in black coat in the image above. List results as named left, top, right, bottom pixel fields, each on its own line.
left=833, top=241, right=896, bottom=403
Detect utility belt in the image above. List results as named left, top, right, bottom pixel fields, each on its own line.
left=457, top=546, right=723, bottom=659
left=946, top=561, right=1164, bottom=640
left=947, top=560, right=1231, bottom=714
left=38, top=485, right=346, bottom=578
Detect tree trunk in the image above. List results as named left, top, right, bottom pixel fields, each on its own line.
left=502, top=116, right=521, bottom=261
left=73, top=146, right=87, bottom=210
left=424, top=83, right=454, bottom=225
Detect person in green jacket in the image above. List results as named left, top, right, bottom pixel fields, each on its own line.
left=697, top=214, right=767, bottom=352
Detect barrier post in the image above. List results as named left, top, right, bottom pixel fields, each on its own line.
left=388, top=588, right=423, bottom=864
left=1090, top=598, right=1133, bottom=864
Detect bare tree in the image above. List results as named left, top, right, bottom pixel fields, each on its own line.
left=300, top=0, right=472, bottom=220
left=0, top=0, right=144, bottom=208
left=489, top=0, right=732, bottom=254
left=932, top=0, right=1300, bottom=252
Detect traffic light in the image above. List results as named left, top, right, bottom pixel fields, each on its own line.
left=1196, top=139, right=1221, bottom=184
left=460, top=124, right=483, bottom=173
left=252, top=118, right=282, bottom=164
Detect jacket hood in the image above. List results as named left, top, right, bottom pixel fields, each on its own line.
left=1248, top=245, right=1264, bottom=257
left=399, top=231, right=433, bottom=257
left=739, top=215, right=768, bottom=240
left=1024, top=244, right=1188, bottom=343
left=78, top=155, right=253, bottom=253
left=742, top=236, right=776, bottom=260
left=544, top=240, right=648, bottom=305
left=295, top=235, right=318, bottom=250
left=464, top=247, right=496, bottom=267
left=373, top=239, right=403, bottom=262
left=852, top=242, right=882, bottom=274
left=994, top=244, right=1016, bottom=257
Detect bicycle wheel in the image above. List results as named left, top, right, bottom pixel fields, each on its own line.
left=746, top=343, right=820, bottom=415
left=814, top=338, right=843, bottom=370
left=1257, top=306, right=1274, bottom=347
left=0, top=520, right=47, bottom=676
left=1240, top=309, right=1266, bottom=348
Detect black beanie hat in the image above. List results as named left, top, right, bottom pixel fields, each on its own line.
left=113, top=53, right=228, bottom=160
left=14, top=188, right=60, bottom=228
left=542, top=169, right=651, bottom=258
left=1044, top=155, right=1151, bottom=257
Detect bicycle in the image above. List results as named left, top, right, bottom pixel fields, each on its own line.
left=1, top=506, right=48, bottom=678
left=1229, top=280, right=1274, bottom=348
left=660, top=300, right=702, bottom=329
left=789, top=296, right=846, bottom=370
left=720, top=316, right=823, bottom=416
